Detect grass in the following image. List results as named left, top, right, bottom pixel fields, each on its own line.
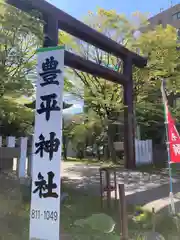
left=61, top=183, right=138, bottom=239
left=0, top=172, right=29, bottom=239
left=1, top=171, right=180, bottom=239
left=59, top=183, right=180, bottom=239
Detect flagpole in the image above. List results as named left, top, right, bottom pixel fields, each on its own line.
left=161, top=79, right=175, bottom=215
left=164, top=115, right=175, bottom=215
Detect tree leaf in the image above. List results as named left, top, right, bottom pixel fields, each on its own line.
left=74, top=213, right=116, bottom=233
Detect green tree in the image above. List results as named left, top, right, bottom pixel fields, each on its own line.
left=0, top=97, right=34, bottom=136
left=0, top=0, right=43, bottom=98
left=63, top=114, right=86, bottom=159
left=61, top=10, right=180, bottom=149
left=63, top=110, right=105, bottom=160
left=0, top=2, right=74, bottom=136
left=133, top=24, right=180, bottom=142
left=0, top=1, right=43, bottom=136
left=59, top=10, right=148, bottom=162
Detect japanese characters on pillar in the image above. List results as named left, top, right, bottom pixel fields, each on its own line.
left=29, top=46, right=64, bottom=240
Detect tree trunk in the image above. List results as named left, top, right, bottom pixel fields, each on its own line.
left=103, top=144, right=110, bottom=161
left=76, top=142, right=84, bottom=159
left=62, top=134, right=68, bottom=160
left=96, top=143, right=101, bottom=161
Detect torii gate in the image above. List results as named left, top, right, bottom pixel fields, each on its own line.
left=6, top=0, right=147, bottom=169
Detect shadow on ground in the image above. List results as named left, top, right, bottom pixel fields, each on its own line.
left=62, top=162, right=180, bottom=206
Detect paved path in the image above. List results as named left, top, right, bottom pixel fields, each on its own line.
left=61, top=161, right=180, bottom=213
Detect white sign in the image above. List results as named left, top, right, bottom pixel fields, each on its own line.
left=29, top=46, right=64, bottom=240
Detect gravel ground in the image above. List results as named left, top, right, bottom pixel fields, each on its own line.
left=61, top=161, right=180, bottom=210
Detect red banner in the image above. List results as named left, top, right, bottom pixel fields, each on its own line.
left=167, top=108, right=180, bottom=163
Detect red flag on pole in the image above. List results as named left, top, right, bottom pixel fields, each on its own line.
left=161, top=80, right=176, bottom=214
left=161, top=79, right=180, bottom=163
left=167, top=109, right=180, bottom=163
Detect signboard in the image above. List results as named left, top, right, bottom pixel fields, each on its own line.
left=29, top=46, right=64, bottom=240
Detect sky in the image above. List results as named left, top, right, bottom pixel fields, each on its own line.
left=47, top=0, right=180, bottom=20
left=47, top=0, right=180, bottom=115
left=63, top=93, right=83, bottom=116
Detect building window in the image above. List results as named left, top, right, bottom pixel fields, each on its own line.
left=172, top=12, right=180, bottom=20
